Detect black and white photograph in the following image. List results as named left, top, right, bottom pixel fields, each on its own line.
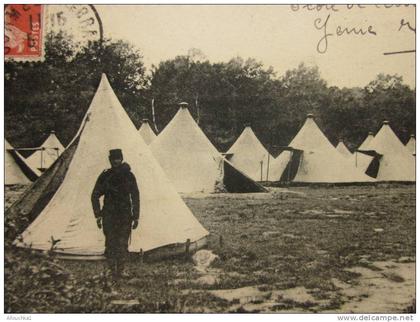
left=3, top=2, right=416, bottom=318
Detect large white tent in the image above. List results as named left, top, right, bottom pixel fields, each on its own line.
left=14, top=74, right=209, bottom=256
left=405, top=134, right=416, bottom=156
left=150, top=103, right=266, bottom=193
left=336, top=140, right=353, bottom=158
left=26, top=131, right=64, bottom=172
left=5, top=140, right=39, bottom=185
left=138, top=119, right=157, bottom=145
left=364, top=121, right=415, bottom=181
left=287, top=114, right=374, bottom=183
left=227, top=126, right=273, bottom=181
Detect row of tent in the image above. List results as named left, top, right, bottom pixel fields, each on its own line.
left=7, top=88, right=416, bottom=189
left=226, top=117, right=415, bottom=183
left=137, top=111, right=416, bottom=185
left=5, top=74, right=415, bottom=257
left=336, top=130, right=415, bottom=181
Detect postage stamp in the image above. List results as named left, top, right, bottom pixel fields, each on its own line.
left=5, top=4, right=45, bottom=61
left=5, top=4, right=103, bottom=62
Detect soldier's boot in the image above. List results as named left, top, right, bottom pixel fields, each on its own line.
left=107, top=258, right=119, bottom=280
left=113, top=260, right=120, bottom=279
left=106, top=258, right=112, bottom=274
left=116, top=258, right=130, bottom=279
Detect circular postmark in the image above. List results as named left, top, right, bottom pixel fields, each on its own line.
left=46, top=4, right=103, bottom=47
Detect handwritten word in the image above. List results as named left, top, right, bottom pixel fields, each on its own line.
left=375, top=4, right=414, bottom=9
left=314, top=14, right=377, bottom=54
left=399, top=19, right=416, bottom=33
left=291, top=4, right=414, bottom=12
left=291, top=5, right=339, bottom=12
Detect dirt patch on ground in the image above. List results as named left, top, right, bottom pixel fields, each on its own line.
left=333, top=261, right=415, bottom=313
left=189, top=260, right=415, bottom=313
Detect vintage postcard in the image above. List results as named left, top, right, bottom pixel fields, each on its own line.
left=3, top=3, right=416, bottom=318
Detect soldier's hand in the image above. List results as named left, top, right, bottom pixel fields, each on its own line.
left=132, top=220, right=139, bottom=230
left=96, top=218, right=102, bottom=229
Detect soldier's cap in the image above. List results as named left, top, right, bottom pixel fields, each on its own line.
left=109, top=149, right=123, bottom=160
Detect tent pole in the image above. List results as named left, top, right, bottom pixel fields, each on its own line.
left=266, top=153, right=270, bottom=181
left=185, top=238, right=191, bottom=260
left=151, top=98, right=158, bottom=133
left=195, top=94, right=200, bottom=125
left=260, top=161, right=263, bottom=181
left=41, top=149, right=44, bottom=169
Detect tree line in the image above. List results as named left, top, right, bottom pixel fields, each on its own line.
left=5, top=34, right=415, bottom=155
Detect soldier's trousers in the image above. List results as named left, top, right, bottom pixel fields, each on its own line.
left=102, top=215, right=132, bottom=261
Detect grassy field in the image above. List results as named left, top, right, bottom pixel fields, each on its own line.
left=4, top=184, right=416, bottom=313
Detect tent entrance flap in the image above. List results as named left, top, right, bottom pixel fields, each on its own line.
left=280, top=149, right=303, bottom=183
left=6, top=135, right=80, bottom=229
left=357, top=150, right=382, bottom=178
left=223, top=160, right=267, bottom=193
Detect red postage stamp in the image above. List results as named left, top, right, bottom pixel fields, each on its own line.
left=5, top=4, right=45, bottom=61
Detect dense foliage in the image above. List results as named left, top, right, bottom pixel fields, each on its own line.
left=5, top=34, right=415, bottom=154
left=5, top=33, right=148, bottom=148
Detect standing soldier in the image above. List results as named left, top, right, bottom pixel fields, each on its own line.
left=91, top=149, right=140, bottom=279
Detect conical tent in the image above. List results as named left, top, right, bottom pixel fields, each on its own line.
left=227, top=126, right=273, bottom=181
left=150, top=104, right=266, bottom=193
left=5, top=140, right=38, bottom=185
left=336, top=140, right=353, bottom=158
left=138, top=119, right=157, bottom=145
left=14, top=74, right=209, bottom=256
left=365, top=121, right=415, bottom=181
left=406, top=135, right=415, bottom=155
left=288, top=115, right=374, bottom=183
left=359, top=132, right=374, bottom=150
left=26, top=131, right=64, bottom=172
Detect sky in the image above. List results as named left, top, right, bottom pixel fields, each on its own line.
left=93, top=5, right=415, bottom=88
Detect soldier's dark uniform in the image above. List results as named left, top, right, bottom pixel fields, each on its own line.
left=91, top=159, right=140, bottom=276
